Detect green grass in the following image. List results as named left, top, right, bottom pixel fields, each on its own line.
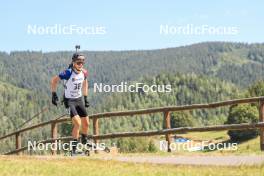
left=123, top=131, right=264, bottom=156
left=0, top=156, right=263, bottom=176
left=179, top=130, right=229, bottom=140
left=1, top=131, right=263, bottom=176
left=178, top=131, right=263, bottom=155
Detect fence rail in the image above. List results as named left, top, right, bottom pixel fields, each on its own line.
left=1, top=96, right=264, bottom=155
left=4, top=122, right=264, bottom=155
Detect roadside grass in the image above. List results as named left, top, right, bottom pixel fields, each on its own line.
left=179, top=130, right=263, bottom=155
left=0, top=131, right=263, bottom=176
left=0, top=156, right=263, bottom=176
left=120, top=130, right=263, bottom=157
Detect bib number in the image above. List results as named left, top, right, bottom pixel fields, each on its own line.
left=74, top=83, right=81, bottom=90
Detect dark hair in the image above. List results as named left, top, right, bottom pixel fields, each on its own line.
left=68, top=63, right=73, bottom=69
left=72, top=53, right=85, bottom=62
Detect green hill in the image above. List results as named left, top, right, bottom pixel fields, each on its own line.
left=1, top=42, right=264, bottom=94
left=88, top=73, right=241, bottom=135
left=0, top=81, right=63, bottom=153
left=1, top=42, right=263, bottom=153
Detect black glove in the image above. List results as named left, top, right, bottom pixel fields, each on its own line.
left=84, top=96, right=89, bottom=108
left=52, top=92, right=59, bottom=106
left=63, top=96, right=69, bottom=109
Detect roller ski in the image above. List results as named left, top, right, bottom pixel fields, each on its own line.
left=65, top=135, right=92, bottom=157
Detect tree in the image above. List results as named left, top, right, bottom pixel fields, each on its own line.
left=116, top=137, right=157, bottom=153
left=247, top=80, right=264, bottom=97
left=226, top=104, right=259, bottom=141
left=170, top=111, right=194, bottom=128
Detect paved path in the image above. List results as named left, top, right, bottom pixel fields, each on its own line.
left=102, top=155, right=264, bottom=166
left=1, top=155, right=264, bottom=166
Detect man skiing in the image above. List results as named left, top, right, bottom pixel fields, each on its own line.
left=50, top=50, right=90, bottom=155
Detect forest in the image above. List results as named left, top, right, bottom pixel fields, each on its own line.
left=1, top=41, right=264, bottom=152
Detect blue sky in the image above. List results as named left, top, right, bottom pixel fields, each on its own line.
left=0, top=0, right=263, bottom=52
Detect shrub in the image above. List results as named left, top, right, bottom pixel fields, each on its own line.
left=117, top=137, right=158, bottom=153
left=170, top=111, right=194, bottom=128
left=226, top=104, right=259, bottom=141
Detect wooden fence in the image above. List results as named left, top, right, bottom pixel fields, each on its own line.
left=1, top=96, right=264, bottom=155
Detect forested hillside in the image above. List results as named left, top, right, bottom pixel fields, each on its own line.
left=1, top=42, right=264, bottom=93
left=1, top=42, right=264, bottom=151
left=0, top=81, right=62, bottom=136
left=91, top=73, right=241, bottom=135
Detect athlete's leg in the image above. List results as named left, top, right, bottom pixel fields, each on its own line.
left=81, top=116, right=89, bottom=135
left=72, top=115, right=81, bottom=139
left=68, top=100, right=81, bottom=153
left=76, top=101, right=89, bottom=144
left=70, top=115, right=81, bottom=153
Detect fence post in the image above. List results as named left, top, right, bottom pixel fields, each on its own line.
left=259, top=101, right=264, bottom=151
left=93, top=117, right=99, bottom=154
left=51, top=122, right=57, bottom=155
left=164, top=111, right=172, bottom=152
left=15, top=132, right=22, bottom=155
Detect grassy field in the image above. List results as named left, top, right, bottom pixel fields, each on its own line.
left=148, top=130, right=264, bottom=156
left=1, top=131, right=263, bottom=176
left=0, top=156, right=263, bottom=176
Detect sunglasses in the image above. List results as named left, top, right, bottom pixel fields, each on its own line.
left=75, top=62, right=84, bottom=66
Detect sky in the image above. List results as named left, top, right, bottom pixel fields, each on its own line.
left=0, top=0, right=263, bottom=52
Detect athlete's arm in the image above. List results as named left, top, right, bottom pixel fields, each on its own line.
left=50, top=76, right=60, bottom=92
left=82, top=79, right=88, bottom=96
left=83, top=79, right=89, bottom=107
